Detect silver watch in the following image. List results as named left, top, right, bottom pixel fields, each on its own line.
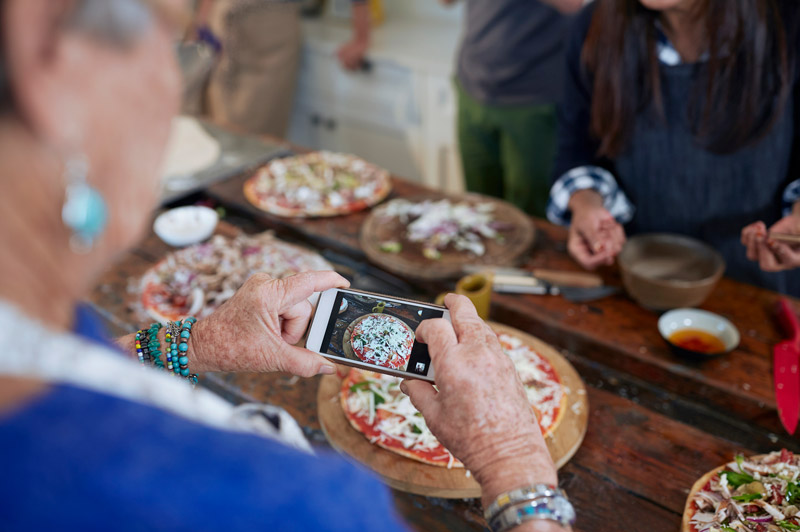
left=485, top=484, right=575, bottom=531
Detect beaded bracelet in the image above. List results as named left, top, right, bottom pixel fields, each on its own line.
left=146, top=322, right=164, bottom=369
left=134, top=319, right=198, bottom=386
left=178, top=317, right=199, bottom=385
left=135, top=329, right=150, bottom=365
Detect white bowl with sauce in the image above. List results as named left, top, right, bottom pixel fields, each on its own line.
left=153, top=206, right=218, bottom=247
left=658, top=308, right=740, bottom=359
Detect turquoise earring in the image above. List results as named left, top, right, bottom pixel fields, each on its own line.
left=61, top=154, right=108, bottom=253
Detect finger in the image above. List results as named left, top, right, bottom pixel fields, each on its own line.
left=400, top=379, right=440, bottom=421
left=277, top=271, right=350, bottom=309
left=281, top=299, right=313, bottom=345
left=771, top=242, right=800, bottom=268
left=567, top=233, right=600, bottom=270
left=416, top=318, right=457, bottom=363
left=758, top=242, right=782, bottom=272
left=275, top=344, right=336, bottom=378
left=442, top=294, right=492, bottom=344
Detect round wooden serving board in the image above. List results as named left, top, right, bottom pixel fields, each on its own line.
left=359, top=193, right=536, bottom=281
left=317, top=322, right=589, bottom=499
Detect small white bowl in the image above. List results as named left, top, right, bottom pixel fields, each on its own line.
left=153, top=206, right=218, bottom=247
left=658, top=308, right=740, bottom=358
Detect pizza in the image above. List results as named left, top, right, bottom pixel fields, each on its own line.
left=374, top=198, right=510, bottom=260
left=243, top=151, right=392, bottom=218
left=140, top=232, right=332, bottom=322
left=349, top=314, right=415, bottom=370
left=340, top=329, right=567, bottom=468
left=683, top=450, right=800, bottom=532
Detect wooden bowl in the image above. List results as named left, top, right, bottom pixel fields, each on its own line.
left=618, top=234, right=725, bottom=311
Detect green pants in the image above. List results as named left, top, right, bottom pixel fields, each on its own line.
left=456, top=82, right=557, bottom=218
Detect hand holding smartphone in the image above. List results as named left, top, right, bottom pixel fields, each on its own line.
left=305, top=288, right=450, bottom=382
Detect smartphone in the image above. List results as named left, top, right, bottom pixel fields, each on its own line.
left=305, top=288, right=449, bottom=382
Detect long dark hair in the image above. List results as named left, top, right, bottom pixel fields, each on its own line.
left=582, top=0, right=793, bottom=158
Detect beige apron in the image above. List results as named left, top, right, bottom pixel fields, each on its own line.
left=206, top=0, right=301, bottom=137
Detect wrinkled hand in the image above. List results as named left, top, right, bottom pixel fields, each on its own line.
left=189, top=271, right=349, bottom=377
left=567, top=190, right=625, bottom=270
left=742, top=215, right=800, bottom=272
left=337, top=38, right=369, bottom=71
left=401, top=294, right=557, bottom=505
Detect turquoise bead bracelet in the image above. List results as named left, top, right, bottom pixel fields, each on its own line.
left=146, top=322, right=164, bottom=369
left=178, top=317, right=198, bottom=385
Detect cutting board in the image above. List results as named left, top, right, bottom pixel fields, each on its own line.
left=359, top=193, right=536, bottom=281
left=317, top=322, right=589, bottom=498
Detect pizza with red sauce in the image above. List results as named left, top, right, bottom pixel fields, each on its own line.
left=140, top=232, right=332, bottom=322
left=683, top=450, right=800, bottom=532
left=349, top=314, right=415, bottom=370
left=340, top=327, right=567, bottom=468
left=243, top=151, right=392, bottom=218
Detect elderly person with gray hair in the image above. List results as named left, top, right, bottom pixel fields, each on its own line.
left=0, top=1, right=571, bottom=531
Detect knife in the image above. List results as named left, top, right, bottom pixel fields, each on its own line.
left=462, top=265, right=603, bottom=288
left=492, top=274, right=620, bottom=303
left=774, top=298, right=800, bottom=435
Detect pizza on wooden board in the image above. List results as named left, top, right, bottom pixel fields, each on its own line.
left=243, top=151, right=392, bottom=218
left=350, top=314, right=415, bottom=370
left=339, top=328, right=568, bottom=469
left=682, top=450, right=800, bottom=532
left=140, top=232, right=332, bottom=322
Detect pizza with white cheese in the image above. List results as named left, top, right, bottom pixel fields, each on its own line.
left=243, top=151, right=392, bottom=218
left=349, top=314, right=415, bottom=370
left=340, top=328, right=567, bottom=468
left=140, top=232, right=332, bottom=322
left=683, top=450, right=800, bottom=532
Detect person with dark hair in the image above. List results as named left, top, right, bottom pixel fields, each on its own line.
left=546, top=0, right=800, bottom=294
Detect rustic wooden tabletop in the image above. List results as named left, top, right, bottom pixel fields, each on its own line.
left=88, top=161, right=800, bottom=532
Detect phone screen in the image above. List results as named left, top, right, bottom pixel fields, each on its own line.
left=318, top=291, right=443, bottom=377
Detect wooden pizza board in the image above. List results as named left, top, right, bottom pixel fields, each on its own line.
left=359, top=193, right=536, bottom=281
left=317, top=322, right=589, bottom=499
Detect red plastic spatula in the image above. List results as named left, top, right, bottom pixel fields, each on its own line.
left=774, top=299, right=800, bottom=435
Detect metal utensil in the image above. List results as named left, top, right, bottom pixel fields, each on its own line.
left=492, top=274, right=619, bottom=303
left=774, top=299, right=800, bottom=435
left=462, top=265, right=603, bottom=288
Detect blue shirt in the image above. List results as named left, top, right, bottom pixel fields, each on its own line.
left=0, top=305, right=409, bottom=531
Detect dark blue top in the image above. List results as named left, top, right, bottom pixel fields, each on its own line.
left=0, top=306, right=409, bottom=531
left=554, top=2, right=800, bottom=295
left=456, top=0, right=571, bottom=106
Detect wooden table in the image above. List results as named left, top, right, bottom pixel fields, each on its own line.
left=89, top=166, right=800, bottom=532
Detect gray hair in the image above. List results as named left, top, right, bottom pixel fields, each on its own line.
left=0, top=0, right=154, bottom=111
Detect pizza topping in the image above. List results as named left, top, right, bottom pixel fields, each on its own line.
left=690, top=451, right=800, bottom=532
left=351, top=315, right=414, bottom=368
left=248, top=151, right=390, bottom=216
left=342, top=329, right=566, bottom=469
left=377, top=198, right=505, bottom=258
left=140, top=232, right=330, bottom=320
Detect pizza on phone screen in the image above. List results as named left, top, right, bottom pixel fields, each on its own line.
left=243, top=151, right=392, bottom=218
left=349, top=314, right=415, bottom=370
left=340, top=328, right=567, bottom=468
left=683, top=449, right=800, bottom=532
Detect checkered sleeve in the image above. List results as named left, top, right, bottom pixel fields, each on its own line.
left=783, top=180, right=800, bottom=217
left=546, top=166, right=635, bottom=226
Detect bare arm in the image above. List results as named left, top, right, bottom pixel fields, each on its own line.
left=337, top=2, right=371, bottom=70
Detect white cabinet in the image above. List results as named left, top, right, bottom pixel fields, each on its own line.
left=288, top=41, right=464, bottom=192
